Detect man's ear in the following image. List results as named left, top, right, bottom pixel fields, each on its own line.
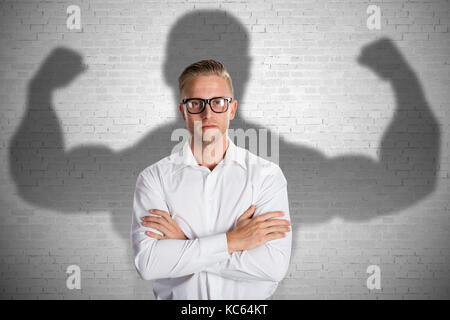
left=230, top=100, right=237, bottom=120
left=179, top=103, right=187, bottom=121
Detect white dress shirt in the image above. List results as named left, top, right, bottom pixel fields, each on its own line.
left=131, top=134, right=292, bottom=300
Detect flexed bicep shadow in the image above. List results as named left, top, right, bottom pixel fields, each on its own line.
left=9, top=10, right=440, bottom=244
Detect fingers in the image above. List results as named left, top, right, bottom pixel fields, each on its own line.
left=141, top=216, right=173, bottom=236
left=141, top=215, right=170, bottom=227
left=264, top=232, right=287, bottom=242
left=148, top=209, right=176, bottom=227
left=253, top=210, right=285, bottom=222
left=261, top=218, right=290, bottom=228
left=264, top=225, right=290, bottom=235
left=238, top=204, right=256, bottom=221
left=142, top=209, right=178, bottom=230
left=144, top=221, right=172, bottom=236
left=145, top=230, right=165, bottom=240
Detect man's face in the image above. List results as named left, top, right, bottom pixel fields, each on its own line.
left=179, top=75, right=237, bottom=143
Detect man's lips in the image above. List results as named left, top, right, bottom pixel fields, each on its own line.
left=202, top=124, right=217, bottom=129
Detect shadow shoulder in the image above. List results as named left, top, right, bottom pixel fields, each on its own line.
left=138, top=154, right=174, bottom=178
left=238, top=145, right=285, bottom=178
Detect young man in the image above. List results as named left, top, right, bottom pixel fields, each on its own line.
left=131, top=59, right=292, bottom=300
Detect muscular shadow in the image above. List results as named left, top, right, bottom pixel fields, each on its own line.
left=9, top=10, right=440, bottom=245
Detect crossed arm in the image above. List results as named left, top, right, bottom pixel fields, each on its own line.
left=131, top=166, right=292, bottom=282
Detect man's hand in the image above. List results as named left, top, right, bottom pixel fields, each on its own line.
left=226, top=205, right=291, bottom=254
left=141, top=209, right=188, bottom=240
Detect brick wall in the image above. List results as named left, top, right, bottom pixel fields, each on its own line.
left=1, top=0, right=449, bottom=299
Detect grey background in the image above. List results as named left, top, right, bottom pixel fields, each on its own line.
left=1, top=0, right=449, bottom=299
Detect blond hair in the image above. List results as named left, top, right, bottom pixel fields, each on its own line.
left=178, top=59, right=234, bottom=97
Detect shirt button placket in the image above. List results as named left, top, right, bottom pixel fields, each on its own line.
left=204, top=172, right=210, bottom=233
left=204, top=171, right=216, bottom=234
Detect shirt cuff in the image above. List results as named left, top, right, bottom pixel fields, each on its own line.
left=199, top=232, right=230, bottom=263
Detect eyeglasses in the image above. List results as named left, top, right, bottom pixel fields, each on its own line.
left=181, top=97, right=233, bottom=114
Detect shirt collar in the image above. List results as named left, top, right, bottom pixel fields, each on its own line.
left=172, top=134, right=246, bottom=173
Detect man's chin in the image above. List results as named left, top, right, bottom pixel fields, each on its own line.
left=199, top=129, right=223, bottom=143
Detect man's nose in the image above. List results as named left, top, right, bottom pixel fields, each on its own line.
left=201, top=103, right=214, bottom=118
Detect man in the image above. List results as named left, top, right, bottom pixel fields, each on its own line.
left=131, top=59, right=292, bottom=300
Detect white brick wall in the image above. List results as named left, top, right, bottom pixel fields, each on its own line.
left=1, top=0, right=449, bottom=299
